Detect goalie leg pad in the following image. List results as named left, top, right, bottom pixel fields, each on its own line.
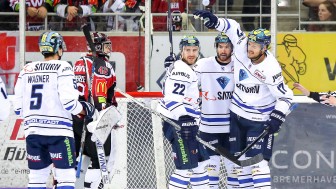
left=168, top=169, right=191, bottom=189
left=190, top=160, right=210, bottom=189
left=252, top=160, right=271, bottom=189
left=28, top=166, right=49, bottom=188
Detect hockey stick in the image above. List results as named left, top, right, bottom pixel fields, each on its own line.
left=167, top=0, right=173, bottom=55
left=235, top=103, right=299, bottom=160
left=115, top=88, right=263, bottom=167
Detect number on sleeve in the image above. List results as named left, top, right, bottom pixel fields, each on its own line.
left=172, top=83, right=185, bottom=95
left=30, top=84, right=43, bottom=110
left=277, top=83, right=287, bottom=95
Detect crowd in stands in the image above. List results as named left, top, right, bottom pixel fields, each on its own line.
left=0, top=0, right=335, bottom=32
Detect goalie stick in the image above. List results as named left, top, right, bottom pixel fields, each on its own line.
left=234, top=103, right=299, bottom=160
left=115, top=88, right=263, bottom=167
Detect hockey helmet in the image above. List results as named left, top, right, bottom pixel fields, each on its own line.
left=89, top=32, right=112, bottom=57
left=38, top=31, right=66, bottom=55
left=214, top=32, right=232, bottom=48
left=179, top=35, right=200, bottom=51
left=247, top=28, right=271, bottom=47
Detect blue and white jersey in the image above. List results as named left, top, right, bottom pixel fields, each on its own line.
left=12, top=60, right=83, bottom=138
left=194, top=56, right=234, bottom=133
left=216, top=18, right=293, bottom=121
left=157, top=60, right=200, bottom=120
left=0, top=77, right=10, bottom=122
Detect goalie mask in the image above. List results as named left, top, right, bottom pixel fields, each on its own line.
left=39, top=31, right=67, bottom=57
left=88, top=32, right=112, bottom=58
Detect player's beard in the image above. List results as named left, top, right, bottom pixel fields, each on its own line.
left=248, top=50, right=263, bottom=61
left=217, top=53, right=231, bottom=63
left=182, top=56, right=197, bottom=65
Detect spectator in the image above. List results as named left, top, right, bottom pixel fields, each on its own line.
left=241, top=0, right=270, bottom=31
left=303, top=0, right=336, bottom=21
left=9, top=0, right=53, bottom=31
left=0, top=0, right=17, bottom=30
left=101, top=0, right=143, bottom=31
left=152, top=0, right=187, bottom=31
left=53, top=0, right=98, bottom=31
left=305, top=0, right=336, bottom=31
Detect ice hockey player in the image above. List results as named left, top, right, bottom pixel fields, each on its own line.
left=12, top=31, right=98, bottom=189
left=73, top=31, right=117, bottom=189
left=193, top=32, right=236, bottom=189
left=294, top=83, right=336, bottom=106
left=0, top=77, right=10, bottom=122
left=193, top=10, right=294, bottom=189
left=158, top=35, right=210, bottom=189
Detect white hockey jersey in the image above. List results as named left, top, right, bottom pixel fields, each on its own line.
left=157, top=60, right=200, bottom=120
left=194, top=56, right=234, bottom=133
left=12, top=60, right=83, bottom=138
left=0, top=77, right=10, bottom=122
left=216, top=18, right=293, bottom=121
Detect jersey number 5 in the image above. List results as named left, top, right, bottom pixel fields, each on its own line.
left=172, top=83, right=185, bottom=95
left=30, top=84, right=43, bottom=110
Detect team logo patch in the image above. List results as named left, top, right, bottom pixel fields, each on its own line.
left=239, top=69, right=248, bottom=81
left=216, top=76, right=230, bottom=89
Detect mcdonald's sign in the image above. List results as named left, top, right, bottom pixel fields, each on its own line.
left=95, top=78, right=107, bottom=97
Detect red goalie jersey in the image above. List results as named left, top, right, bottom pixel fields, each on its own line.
left=74, top=55, right=117, bottom=111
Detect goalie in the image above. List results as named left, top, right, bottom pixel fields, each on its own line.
left=72, top=31, right=118, bottom=189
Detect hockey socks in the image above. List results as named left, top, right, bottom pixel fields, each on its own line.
left=190, top=160, right=210, bottom=189
left=252, top=160, right=271, bottom=189
left=168, top=169, right=191, bottom=189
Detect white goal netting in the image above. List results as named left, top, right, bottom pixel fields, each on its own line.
left=106, top=92, right=228, bottom=189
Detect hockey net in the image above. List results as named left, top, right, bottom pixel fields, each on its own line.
left=105, top=91, right=228, bottom=189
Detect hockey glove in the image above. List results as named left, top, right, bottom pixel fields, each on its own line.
left=178, top=115, right=198, bottom=141
left=265, top=110, right=286, bottom=134
left=164, top=54, right=176, bottom=70
left=193, top=10, right=219, bottom=29
left=80, top=101, right=99, bottom=121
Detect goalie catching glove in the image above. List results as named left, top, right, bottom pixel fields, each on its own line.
left=178, top=115, right=198, bottom=141
left=265, top=109, right=286, bottom=134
